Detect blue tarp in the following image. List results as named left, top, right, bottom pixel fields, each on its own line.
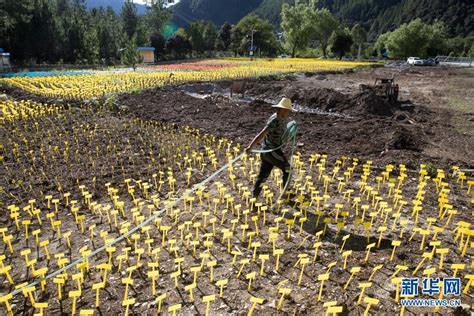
left=0, top=70, right=93, bottom=78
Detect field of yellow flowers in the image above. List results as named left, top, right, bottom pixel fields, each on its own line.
left=1, top=59, right=370, bottom=100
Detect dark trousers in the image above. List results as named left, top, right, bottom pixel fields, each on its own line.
left=253, top=150, right=290, bottom=198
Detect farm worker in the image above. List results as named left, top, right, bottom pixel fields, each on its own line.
left=246, top=97, right=293, bottom=199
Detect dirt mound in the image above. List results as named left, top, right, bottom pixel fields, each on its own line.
left=245, top=81, right=399, bottom=117
left=386, top=127, right=422, bottom=152
left=350, top=90, right=395, bottom=116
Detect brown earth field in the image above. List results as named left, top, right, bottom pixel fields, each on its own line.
left=117, top=65, right=473, bottom=170
left=0, top=65, right=473, bottom=316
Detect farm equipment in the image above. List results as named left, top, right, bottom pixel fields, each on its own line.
left=360, top=78, right=399, bottom=103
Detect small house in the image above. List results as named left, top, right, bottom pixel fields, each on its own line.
left=0, top=48, right=11, bottom=70
left=136, top=47, right=155, bottom=64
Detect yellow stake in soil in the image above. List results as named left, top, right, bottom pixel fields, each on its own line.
left=247, top=296, right=264, bottom=316
left=203, top=294, right=216, bottom=316
left=317, top=273, right=330, bottom=301
left=344, top=266, right=361, bottom=290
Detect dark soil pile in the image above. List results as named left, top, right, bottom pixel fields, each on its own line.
left=350, top=90, right=395, bottom=116
left=117, top=87, right=469, bottom=169
left=244, top=81, right=399, bottom=117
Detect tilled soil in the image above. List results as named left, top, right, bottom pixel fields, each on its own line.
left=117, top=70, right=472, bottom=170
left=0, top=65, right=472, bottom=316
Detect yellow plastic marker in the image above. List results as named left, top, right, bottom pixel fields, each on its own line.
left=463, top=275, right=473, bottom=294
left=344, top=266, right=361, bottom=290
left=277, top=288, right=291, bottom=310
left=326, top=261, right=337, bottom=274
left=33, top=267, right=48, bottom=291
left=363, top=297, right=379, bottom=316
left=216, top=279, right=228, bottom=298
left=171, top=270, right=180, bottom=287
left=298, top=258, right=310, bottom=286
left=190, top=266, right=201, bottom=284
left=0, top=266, right=14, bottom=284
left=168, top=303, right=182, bottom=316
left=237, top=259, right=250, bottom=278
left=4, top=235, right=13, bottom=254
left=377, top=226, right=387, bottom=248
left=436, top=248, right=449, bottom=270
left=54, top=277, right=65, bottom=300
left=357, top=282, right=372, bottom=305
left=325, top=305, right=343, bottom=316
left=423, top=267, right=436, bottom=279
left=451, top=263, right=465, bottom=278
left=185, top=283, right=196, bottom=301
left=155, top=293, right=167, bottom=313
left=364, top=243, right=376, bottom=262
left=224, top=231, right=233, bottom=253
left=39, top=240, right=50, bottom=260
left=251, top=242, right=261, bottom=260
left=419, top=229, right=430, bottom=250
left=246, top=271, right=257, bottom=291
left=259, top=254, right=269, bottom=276
left=340, top=234, right=350, bottom=253
left=122, top=278, right=133, bottom=300
left=317, top=273, right=330, bottom=301
left=72, top=272, right=84, bottom=293
left=122, top=298, right=135, bottom=316
left=33, top=302, right=48, bottom=316
left=391, top=278, right=402, bottom=302
left=20, top=285, right=36, bottom=306
left=247, top=296, right=264, bottom=316
left=69, top=290, right=81, bottom=315
left=342, top=250, right=352, bottom=270
left=202, top=295, right=216, bottom=316
left=274, top=249, right=284, bottom=271
left=413, top=252, right=433, bottom=276
left=391, top=265, right=408, bottom=278
left=92, top=282, right=104, bottom=307
left=313, top=242, right=322, bottom=262
left=390, top=240, right=401, bottom=261
left=79, top=309, right=94, bottom=316
left=368, top=265, right=383, bottom=282
left=205, top=260, right=216, bottom=282
left=0, top=293, right=13, bottom=316
left=461, top=230, right=473, bottom=257
left=147, top=270, right=159, bottom=296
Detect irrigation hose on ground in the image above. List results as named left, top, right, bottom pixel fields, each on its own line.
left=7, top=121, right=298, bottom=299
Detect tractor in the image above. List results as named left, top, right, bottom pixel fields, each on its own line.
left=360, top=78, right=399, bottom=103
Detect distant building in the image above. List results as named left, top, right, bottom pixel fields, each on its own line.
left=136, top=47, right=155, bottom=64
left=0, top=48, right=11, bottom=70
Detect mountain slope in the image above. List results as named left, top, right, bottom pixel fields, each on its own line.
left=171, top=0, right=263, bottom=26
left=86, top=0, right=147, bottom=14
left=171, top=0, right=473, bottom=38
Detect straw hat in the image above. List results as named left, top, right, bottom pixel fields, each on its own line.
left=272, top=97, right=293, bottom=110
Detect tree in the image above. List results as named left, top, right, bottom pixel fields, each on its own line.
left=121, top=0, right=138, bottom=40
left=121, top=35, right=142, bottom=70
left=426, top=20, right=449, bottom=56
left=374, top=31, right=391, bottom=58
left=150, top=31, right=166, bottom=55
left=144, top=1, right=172, bottom=34
left=351, top=23, right=367, bottom=59
left=330, top=29, right=353, bottom=59
left=217, top=22, right=232, bottom=51
left=233, top=14, right=279, bottom=57
left=229, top=26, right=244, bottom=56
left=385, top=18, right=432, bottom=58
left=93, top=7, right=123, bottom=65
left=281, top=3, right=314, bottom=57
left=165, top=34, right=192, bottom=59
left=186, top=21, right=218, bottom=54
left=309, top=8, right=339, bottom=58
